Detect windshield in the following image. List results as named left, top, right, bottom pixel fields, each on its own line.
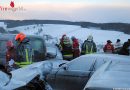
left=30, top=39, right=43, bottom=52
left=30, top=38, right=45, bottom=61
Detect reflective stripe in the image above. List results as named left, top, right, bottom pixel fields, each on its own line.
left=16, top=48, right=33, bottom=67
left=15, top=41, right=35, bottom=67
left=15, top=62, right=33, bottom=67
left=25, top=49, right=29, bottom=62
left=63, top=54, right=73, bottom=59
left=63, top=54, right=73, bottom=56
left=85, top=45, right=88, bottom=54
left=85, top=45, right=93, bottom=54
left=25, top=48, right=33, bottom=64
left=90, top=45, right=93, bottom=53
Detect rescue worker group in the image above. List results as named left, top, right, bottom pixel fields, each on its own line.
left=4, top=32, right=130, bottom=72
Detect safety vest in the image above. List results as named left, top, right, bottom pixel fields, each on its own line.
left=63, top=54, right=73, bottom=60
left=85, top=44, right=93, bottom=54
left=16, top=44, right=34, bottom=67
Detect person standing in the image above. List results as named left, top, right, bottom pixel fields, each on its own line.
left=6, top=41, right=17, bottom=71
left=114, top=39, right=122, bottom=53
left=81, top=35, right=97, bottom=55
left=60, top=34, right=66, bottom=46
left=71, top=36, right=80, bottom=58
left=119, top=39, right=130, bottom=55
left=15, top=32, right=32, bottom=67
left=60, top=36, right=73, bottom=60
left=115, top=39, right=122, bottom=48
left=103, top=40, right=114, bottom=53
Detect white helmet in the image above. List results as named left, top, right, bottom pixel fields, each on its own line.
left=87, top=35, right=93, bottom=41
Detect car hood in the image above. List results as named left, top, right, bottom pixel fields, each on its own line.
left=3, top=68, right=39, bottom=90
left=0, top=60, right=67, bottom=90
left=1, top=61, right=52, bottom=90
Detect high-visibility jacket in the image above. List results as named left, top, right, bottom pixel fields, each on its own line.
left=81, top=40, right=97, bottom=55
left=15, top=41, right=33, bottom=67
left=103, top=43, right=114, bottom=53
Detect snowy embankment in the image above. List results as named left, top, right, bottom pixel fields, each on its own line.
left=6, top=24, right=130, bottom=45
left=0, top=22, right=7, bottom=29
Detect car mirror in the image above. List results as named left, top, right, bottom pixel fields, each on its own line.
left=59, top=63, right=66, bottom=67
left=46, top=52, right=56, bottom=59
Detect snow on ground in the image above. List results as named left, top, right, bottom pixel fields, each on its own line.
left=0, top=21, right=129, bottom=44
left=7, top=24, right=130, bottom=45
left=0, top=22, right=7, bottom=29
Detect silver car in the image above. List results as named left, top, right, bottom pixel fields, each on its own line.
left=84, top=60, right=130, bottom=90
left=46, top=54, right=130, bottom=90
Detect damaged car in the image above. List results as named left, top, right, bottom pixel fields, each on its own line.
left=0, top=59, right=68, bottom=90
left=46, top=54, right=130, bottom=90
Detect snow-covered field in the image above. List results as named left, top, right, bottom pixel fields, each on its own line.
left=6, top=24, right=130, bottom=45
left=0, top=22, right=7, bottom=29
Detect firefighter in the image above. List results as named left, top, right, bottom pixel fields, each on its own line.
left=6, top=41, right=17, bottom=71
left=81, top=35, right=97, bottom=55
left=103, top=40, right=114, bottom=53
left=15, top=32, right=32, bottom=67
left=60, top=35, right=73, bottom=60
left=71, top=36, right=80, bottom=58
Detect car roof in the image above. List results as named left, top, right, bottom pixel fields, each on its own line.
left=0, top=33, right=15, bottom=40
left=0, top=33, right=43, bottom=40
left=80, top=53, right=130, bottom=60
left=85, top=61, right=130, bottom=89
left=69, top=53, right=130, bottom=66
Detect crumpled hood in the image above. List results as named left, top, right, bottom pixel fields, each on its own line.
left=0, top=59, right=67, bottom=90
left=1, top=61, right=52, bottom=90
left=4, top=68, right=39, bottom=90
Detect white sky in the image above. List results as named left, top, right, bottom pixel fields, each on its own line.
left=0, top=0, right=130, bottom=23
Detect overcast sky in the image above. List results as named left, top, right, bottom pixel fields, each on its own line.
left=0, top=0, right=130, bottom=23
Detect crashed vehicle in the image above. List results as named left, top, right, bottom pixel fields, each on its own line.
left=84, top=61, right=130, bottom=90
left=0, top=59, right=68, bottom=90
left=46, top=54, right=130, bottom=90
left=0, top=33, right=47, bottom=67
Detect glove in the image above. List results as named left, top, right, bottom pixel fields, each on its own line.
left=8, top=59, right=15, bottom=67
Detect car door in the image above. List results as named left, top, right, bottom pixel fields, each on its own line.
left=55, top=57, right=96, bottom=90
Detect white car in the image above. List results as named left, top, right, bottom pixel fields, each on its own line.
left=84, top=61, right=130, bottom=90
left=0, top=60, right=68, bottom=90
left=46, top=54, right=130, bottom=90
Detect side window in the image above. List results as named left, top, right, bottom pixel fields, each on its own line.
left=67, top=56, right=96, bottom=71
left=30, top=39, right=43, bottom=52
left=30, top=38, right=46, bottom=61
